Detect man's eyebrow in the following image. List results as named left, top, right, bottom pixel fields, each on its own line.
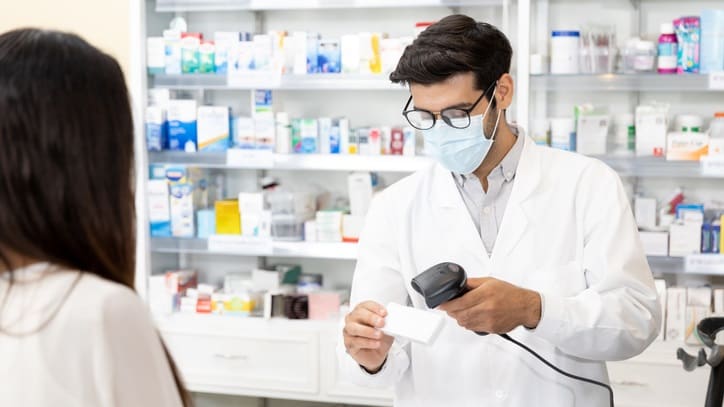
left=414, top=101, right=473, bottom=111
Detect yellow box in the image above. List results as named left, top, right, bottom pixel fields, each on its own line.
left=215, top=200, right=241, bottom=234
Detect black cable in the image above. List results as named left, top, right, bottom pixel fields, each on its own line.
left=499, top=333, right=614, bottom=407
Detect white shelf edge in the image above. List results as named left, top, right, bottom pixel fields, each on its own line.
left=148, top=151, right=434, bottom=173
left=151, top=74, right=407, bottom=91
left=151, top=238, right=358, bottom=260
left=530, top=73, right=722, bottom=93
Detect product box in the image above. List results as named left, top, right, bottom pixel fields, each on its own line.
left=714, top=288, right=724, bottom=315
left=167, top=100, right=198, bottom=152
left=654, top=279, right=667, bottom=341
left=292, top=31, right=308, bottom=75
left=380, top=127, right=392, bottom=155
left=213, top=31, right=241, bottom=74
left=238, top=193, right=264, bottom=237
left=291, top=118, right=303, bottom=153
left=147, top=37, right=165, bottom=74
left=163, top=29, right=182, bottom=75
left=686, top=286, right=712, bottom=345
left=639, top=231, right=669, bottom=256
left=306, top=33, right=320, bottom=73
left=342, top=214, right=364, bottom=243
left=181, top=33, right=202, bottom=74
left=300, top=118, right=318, bottom=153
left=636, top=104, right=669, bottom=157
left=666, top=132, right=709, bottom=161
left=634, top=197, right=657, bottom=230
left=308, top=292, right=341, bottom=320
left=348, top=128, right=359, bottom=154
left=403, top=127, right=416, bottom=156
left=357, top=128, right=371, bottom=155
left=232, top=117, right=255, bottom=149
left=318, top=40, right=341, bottom=73
left=145, top=105, right=167, bottom=151
left=368, top=128, right=381, bottom=155
left=701, top=10, right=724, bottom=74
left=254, top=118, right=275, bottom=150
left=550, top=118, right=575, bottom=151
left=148, top=179, right=171, bottom=237
left=252, top=34, right=272, bottom=71
left=341, top=34, right=360, bottom=74
left=318, top=117, right=332, bottom=154
left=669, top=221, right=702, bottom=257
left=666, top=287, right=687, bottom=342
left=575, top=107, right=609, bottom=156
left=338, top=118, right=350, bottom=154
left=329, top=120, right=341, bottom=154
left=169, top=182, right=195, bottom=237
left=676, top=203, right=705, bottom=221
left=721, top=215, right=724, bottom=254
left=199, top=41, right=215, bottom=73
left=348, top=172, right=373, bottom=217
left=390, top=128, right=404, bottom=155
left=316, top=210, right=344, bottom=242
left=215, top=199, right=241, bottom=235
left=197, top=106, right=230, bottom=152
left=196, top=208, right=215, bottom=239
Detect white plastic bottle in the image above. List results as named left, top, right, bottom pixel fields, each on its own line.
left=709, top=112, right=724, bottom=156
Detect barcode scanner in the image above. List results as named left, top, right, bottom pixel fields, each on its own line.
left=411, top=262, right=614, bottom=407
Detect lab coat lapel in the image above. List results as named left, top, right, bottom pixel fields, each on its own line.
left=430, top=163, right=491, bottom=270
left=491, top=137, right=541, bottom=264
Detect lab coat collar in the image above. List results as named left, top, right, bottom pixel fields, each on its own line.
left=431, top=135, right=542, bottom=262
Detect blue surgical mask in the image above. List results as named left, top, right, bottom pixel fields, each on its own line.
left=422, top=87, right=502, bottom=175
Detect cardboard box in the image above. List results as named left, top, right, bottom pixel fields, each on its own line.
left=640, top=231, right=669, bottom=256
left=669, top=222, right=702, bottom=257
left=666, top=287, right=687, bottom=342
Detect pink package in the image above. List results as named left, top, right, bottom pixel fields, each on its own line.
left=308, top=292, right=341, bottom=320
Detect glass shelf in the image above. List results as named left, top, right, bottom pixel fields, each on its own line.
left=151, top=74, right=405, bottom=91
left=155, top=0, right=502, bottom=12
left=150, top=237, right=358, bottom=260
left=531, top=74, right=720, bottom=93
left=148, top=151, right=434, bottom=172
left=597, top=155, right=722, bottom=179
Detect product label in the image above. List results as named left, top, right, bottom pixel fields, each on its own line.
left=658, top=43, right=677, bottom=70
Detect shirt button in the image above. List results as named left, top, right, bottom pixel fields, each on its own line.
left=506, top=171, right=513, bottom=178
left=495, top=390, right=507, bottom=399
left=483, top=206, right=492, bottom=215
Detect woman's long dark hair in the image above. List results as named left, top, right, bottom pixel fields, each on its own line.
left=0, top=28, right=191, bottom=406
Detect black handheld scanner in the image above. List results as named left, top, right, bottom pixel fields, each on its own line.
left=411, top=262, right=488, bottom=336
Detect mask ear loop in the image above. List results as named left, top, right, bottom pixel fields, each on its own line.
left=483, top=84, right=502, bottom=141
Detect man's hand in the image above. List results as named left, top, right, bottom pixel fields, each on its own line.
left=438, top=277, right=542, bottom=333
left=343, top=301, right=394, bottom=373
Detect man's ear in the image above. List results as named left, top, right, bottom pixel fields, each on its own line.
left=495, top=73, right=514, bottom=111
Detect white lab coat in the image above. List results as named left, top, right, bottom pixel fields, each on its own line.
left=337, top=135, right=661, bottom=407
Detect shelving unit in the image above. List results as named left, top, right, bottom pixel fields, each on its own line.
left=151, top=237, right=358, bottom=260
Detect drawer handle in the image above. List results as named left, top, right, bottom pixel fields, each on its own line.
left=213, top=353, right=249, bottom=361
left=612, top=380, right=648, bottom=387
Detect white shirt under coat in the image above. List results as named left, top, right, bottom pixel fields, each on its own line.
left=337, top=133, right=661, bottom=407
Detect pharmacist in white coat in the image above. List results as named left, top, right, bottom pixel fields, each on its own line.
left=338, top=15, right=660, bottom=407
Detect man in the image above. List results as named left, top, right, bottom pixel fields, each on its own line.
left=338, top=14, right=660, bottom=407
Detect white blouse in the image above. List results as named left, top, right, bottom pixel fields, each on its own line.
left=0, top=263, right=183, bottom=407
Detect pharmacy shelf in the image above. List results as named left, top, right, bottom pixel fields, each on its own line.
left=148, top=151, right=723, bottom=178
left=151, top=237, right=358, bottom=260
left=148, top=151, right=434, bottom=172
left=151, top=74, right=406, bottom=91
left=598, top=156, right=724, bottom=179
left=155, top=0, right=502, bottom=12
left=531, top=74, right=722, bottom=93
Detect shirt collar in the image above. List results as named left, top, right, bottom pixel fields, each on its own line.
left=452, top=124, right=525, bottom=186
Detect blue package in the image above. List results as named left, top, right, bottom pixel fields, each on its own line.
left=167, top=100, right=198, bottom=152
left=196, top=209, right=216, bottom=239
left=307, top=34, right=320, bottom=73
left=145, top=106, right=167, bottom=151
left=702, top=222, right=713, bottom=253
left=676, top=203, right=705, bottom=219
left=330, top=124, right=341, bottom=154
left=700, top=9, right=724, bottom=74
left=318, top=40, right=341, bottom=73
left=713, top=223, right=721, bottom=254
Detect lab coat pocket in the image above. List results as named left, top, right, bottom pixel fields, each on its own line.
left=523, top=262, right=587, bottom=299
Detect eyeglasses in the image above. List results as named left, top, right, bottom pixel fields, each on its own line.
left=401, top=82, right=495, bottom=131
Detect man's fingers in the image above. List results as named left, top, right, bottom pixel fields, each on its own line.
left=358, top=301, right=387, bottom=317
left=351, top=307, right=386, bottom=328
left=345, top=322, right=383, bottom=339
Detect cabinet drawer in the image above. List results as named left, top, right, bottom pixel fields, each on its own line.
left=163, top=330, right=319, bottom=394
left=608, top=360, right=709, bottom=407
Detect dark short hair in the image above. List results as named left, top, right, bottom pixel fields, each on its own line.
left=390, top=15, right=513, bottom=106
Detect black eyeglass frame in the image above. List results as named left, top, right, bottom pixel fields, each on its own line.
left=401, top=81, right=496, bottom=130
